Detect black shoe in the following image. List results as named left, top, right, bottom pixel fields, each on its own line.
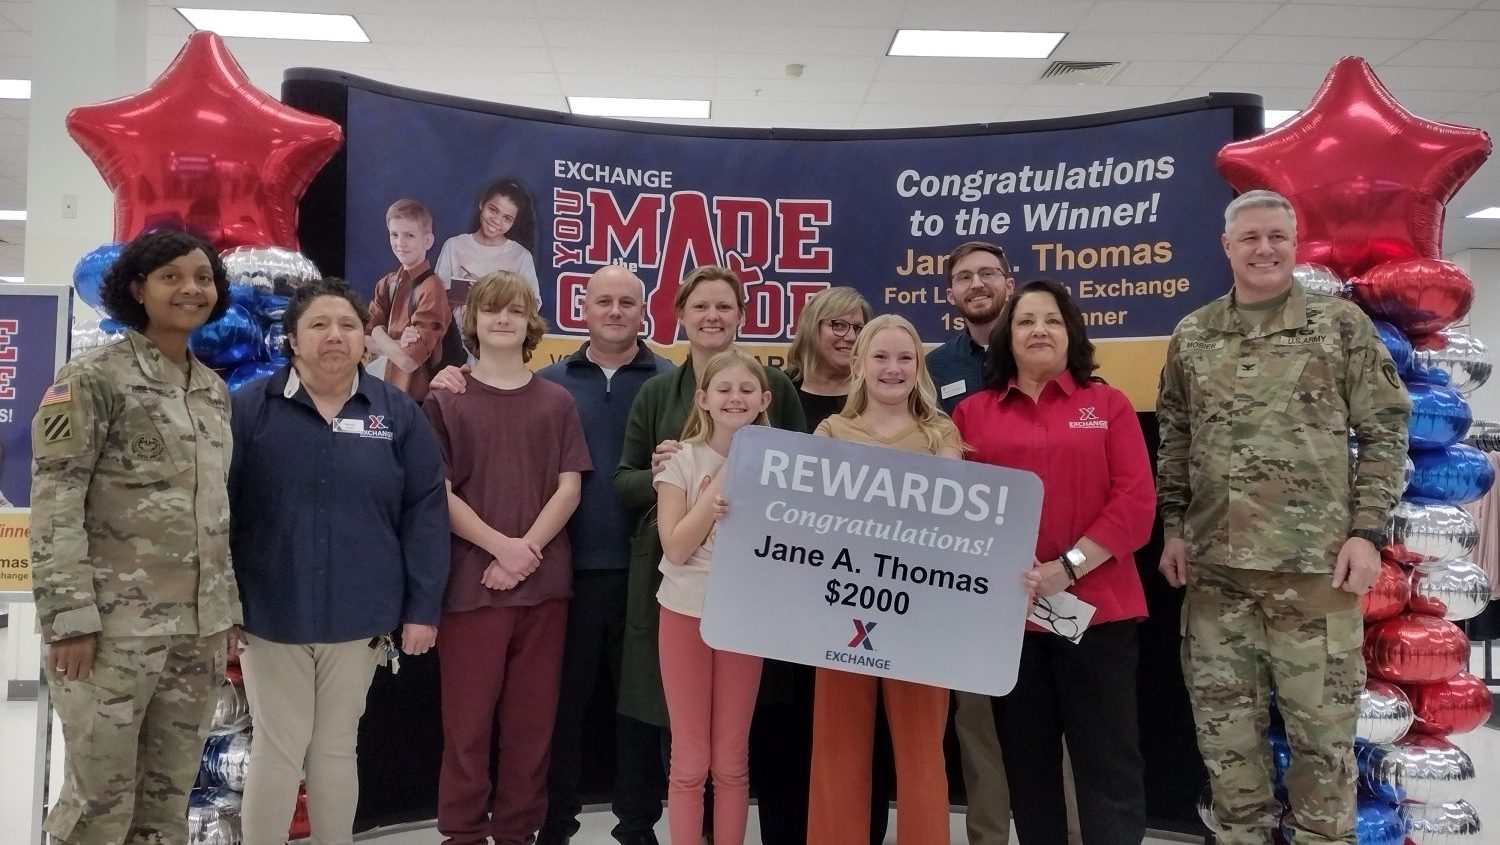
left=610, top=826, right=661, bottom=845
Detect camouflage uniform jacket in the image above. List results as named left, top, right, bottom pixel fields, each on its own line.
left=1156, top=281, right=1410, bottom=573
left=30, top=330, right=241, bottom=642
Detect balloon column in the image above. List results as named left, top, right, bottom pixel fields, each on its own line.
left=61, top=31, right=338, bottom=845
left=1216, top=57, right=1495, bottom=844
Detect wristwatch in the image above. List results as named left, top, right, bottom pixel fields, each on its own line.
left=1058, top=548, right=1087, bottom=582
left=1349, top=528, right=1387, bottom=547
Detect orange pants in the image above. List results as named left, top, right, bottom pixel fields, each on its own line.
left=807, top=668, right=950, bottom=845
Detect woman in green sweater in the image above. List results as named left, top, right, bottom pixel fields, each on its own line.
left=612, top=265, right=805, bottom=820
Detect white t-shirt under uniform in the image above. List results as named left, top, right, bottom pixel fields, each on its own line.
left=653, top=441, right=725, bottom=618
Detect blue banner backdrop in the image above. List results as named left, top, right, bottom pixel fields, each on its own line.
left=0, top=288, right=69, bottom=508
left=287, top=72, right=1259, bottom=409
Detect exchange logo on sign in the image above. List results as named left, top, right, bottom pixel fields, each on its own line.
left=700, top=427, right=1042, bottom=696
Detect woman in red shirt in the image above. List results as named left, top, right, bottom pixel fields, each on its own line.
left=951, top=279, right=1155, bottom=845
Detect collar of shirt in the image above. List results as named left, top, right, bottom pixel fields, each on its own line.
left=570, top=339, right=660, bottom=371
left=1205, top=279, right=1310, bottom=336
left=127, top=329, right=217, bottom=393
left=997, top=369, right=1080, bottom=402
left=396, top=260, right=434, bottom=284
left=283, top=363, right=364, bottom=401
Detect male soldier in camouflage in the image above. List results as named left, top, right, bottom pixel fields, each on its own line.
left=30, top=230, right=243, bottom=845
left=1157, top=190, right=1410, bottom=845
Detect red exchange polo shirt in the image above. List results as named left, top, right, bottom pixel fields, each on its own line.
left=951, top=370, right=1156, bottom=627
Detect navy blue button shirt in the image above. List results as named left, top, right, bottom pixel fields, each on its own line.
left=228, top=364, right=450, bottom=644
left=926, top=332, right=988, bottom=415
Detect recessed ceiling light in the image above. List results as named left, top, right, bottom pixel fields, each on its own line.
left=1265, top=110, right=1299, bottom=128
left=0, top=210, right=26, bottom=221
left=0, top=79, right=29, bottom=99
left=1466, top=207, right=1500, bottom=220
left=175, top=8, right=370, bottom=42
left=0, top=276, right=21, bottom=283
left=888, top=30, right=1065, bottom=59
left=567, top=97, right=711, bottom=120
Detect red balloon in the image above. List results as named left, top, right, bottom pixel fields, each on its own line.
left=1362, top=559, right=1413, bottom=622
left=1216, top=57, right=1491, bottom=281
left=65, top=31, right=342, bottom=251
left=1363, top=614, right=1468, bottom=684
left=288, top=783, right=310, bottom=839
left=1349, top=258, right=1474, bottom=337
left=1406, top=672, right=1493, bottom=736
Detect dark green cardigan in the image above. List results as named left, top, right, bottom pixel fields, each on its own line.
left=612, top=358, right=806, bottom=726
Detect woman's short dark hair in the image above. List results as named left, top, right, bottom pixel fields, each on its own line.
left=280, top=277, right=366, bottom=358
left=99, top=230, right=229, bottom=331
left=981, top=278, right=1099, bottom=391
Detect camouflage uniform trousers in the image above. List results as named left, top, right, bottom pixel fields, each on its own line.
left=44, top=632, right=228, bottom=845
left=1181, top=563, right=1364, bottom=845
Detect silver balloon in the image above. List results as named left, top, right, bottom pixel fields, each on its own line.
left=69, top=317, right=127, bottom=357
left=1465, top=419, right=1500, bottom=452
left=1388, top=502, right=1479, bottom=563
left=1412, top=330, right=1492, bottom=395
left=187, top=800, right=240, bottom=845
left=208, top=731, right=252, bottom=792
left=208, top=680, right=249, bottom=736
left=220, top=245, right=321, bottom=297
left=1408, top=799, right=1482, bottom=845
left=1196, top=785, right=1224, bottom=835
left=1294, top=263, right=1348, bottom=298
left=1358, top=680, right=1414, bottom=745
left=1410, top=558, right=1493, bottom=622
left=1368, top=735, right=1475, bottom=806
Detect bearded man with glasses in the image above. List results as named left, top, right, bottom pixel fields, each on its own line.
left=927, top=242, right=1015, bottom=416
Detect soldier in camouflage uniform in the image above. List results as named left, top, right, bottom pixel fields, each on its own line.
left=30, top=230, right=242, bottom=845
left=1156, top=190, right=1410, bottom=845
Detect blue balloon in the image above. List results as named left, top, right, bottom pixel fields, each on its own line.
left=1354, top=797, right=1405, bottom=845
left=225, top=359, right=281, bottom=393
left=228, top=283, right=260, bottom=310
left=71, top=243, right=123, bottom=311
left=256, top=291, right=289, bottom=321
left=1406, top=382, right=1472, bottom=449
left=1372, top=321, right=1413, bottom=374
left=190, top=304, right=262, bottom=369
left=1356, top=743, right=1406, bottom=803
left=1407, top=444, right=1496, bottom=505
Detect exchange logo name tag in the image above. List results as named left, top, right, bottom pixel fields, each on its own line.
left=332, top=418, right=365, bottom=434
left=940, top=380, right=966, bottom=400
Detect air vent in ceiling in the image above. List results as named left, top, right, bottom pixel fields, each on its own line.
left=1039, top=60, right=1124, bottom=85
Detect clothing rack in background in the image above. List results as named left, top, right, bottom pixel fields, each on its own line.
left=1460, top=419, right=1500, bottom=686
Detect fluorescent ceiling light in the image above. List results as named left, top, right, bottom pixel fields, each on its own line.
left=568, top=97, right=711, bottom=119
left=1265, top=110, right=1299, bottom=128
left=0, top=276, right=21, bottom=283
left=888, top=29, right=1065, bottom=59
left=0, top=210, right=25, bottom=221
left=176, top=8, right=370, bottom=42
left=0, top=79, right=29, bottom=99
left=1467, top=207, right=1500, bottom=220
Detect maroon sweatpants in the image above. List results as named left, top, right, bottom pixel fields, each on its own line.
left=437, top=600, right=568, bottom=845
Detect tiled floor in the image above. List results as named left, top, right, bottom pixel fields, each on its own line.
left=2, top=622, right=1497, bottom=845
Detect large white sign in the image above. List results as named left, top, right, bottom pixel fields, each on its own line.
left=701, top=427, right=1043, bottom=696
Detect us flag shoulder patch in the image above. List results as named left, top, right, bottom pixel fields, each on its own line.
left=40, top=381, right=71, bottom=406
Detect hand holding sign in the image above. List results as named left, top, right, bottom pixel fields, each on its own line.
left=700, top=427, right=1042, bottom=696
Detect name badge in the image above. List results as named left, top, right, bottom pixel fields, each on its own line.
left=940, top=380, right=966, bottom=400
left=332, top=418, right=365, bottom=434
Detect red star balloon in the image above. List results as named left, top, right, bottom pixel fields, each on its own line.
left=66, top=31, right=342, bottom=251
left=1216, top=57, right=1490, bottom=281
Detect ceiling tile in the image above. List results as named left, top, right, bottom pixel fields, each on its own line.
left=724, top=25, right=896, bottom=56
left=0, top=2, right=28, bottom=31
left=1254, top=4, right=1463, bottom=38
left=362, top=15, right=547, bottom=47
left=1109, top=62, right=1212, bottom=86
left=712, top=77, right=870, bottom=103
left=1078, top=1, right=1279, bottom=34
left=853, top=101, right=1008, bottom=127
left=722, top=0, right=904, bottom=28
left=541, top=0, right=717, bottom=22
left=718, top=53, right=882, bottom=82
left=1011, top=84, right=1184, bottom=110
left=560, top=72, right=714, bottom=100
left=1190, top=62, right=1334, bottom=89
left=1219, top=35, right=1415, bottom=65
left=864, top=80, right=1023, bottom=106
left=874, top=56, right=1051, bottom=85
left=1428, top=10, right=1500, bottom=39
left=540, top=19, right=719, bottom=52
left=552, top=49, right=706, bottom=78
left=0, top=28, right=27, bottom=56
left=1387, top=38, right=1500, bottom=66
left=377, top=44, right=556, bottom=75
left=1374, top=65, right=1500, bottom=93
left=897, top=0, right=1096, bottom=31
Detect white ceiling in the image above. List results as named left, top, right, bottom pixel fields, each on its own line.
left=5, top=0, right=1500, bottom=279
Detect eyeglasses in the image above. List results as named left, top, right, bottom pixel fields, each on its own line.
left=952, top=267, right=1008, bottom=286
left=1031, top=596, right=1080, bottom=641
left=824, top=319, right=865, bottom=337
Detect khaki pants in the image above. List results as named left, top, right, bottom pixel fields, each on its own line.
left=45, top=633, right=226, bottom=845
left=239, top=635, right=380, bottom=845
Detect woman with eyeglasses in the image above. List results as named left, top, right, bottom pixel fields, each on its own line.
left=782, top=287, right=872, bottom=431
left=950, top=279, right=1155, bottom=845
